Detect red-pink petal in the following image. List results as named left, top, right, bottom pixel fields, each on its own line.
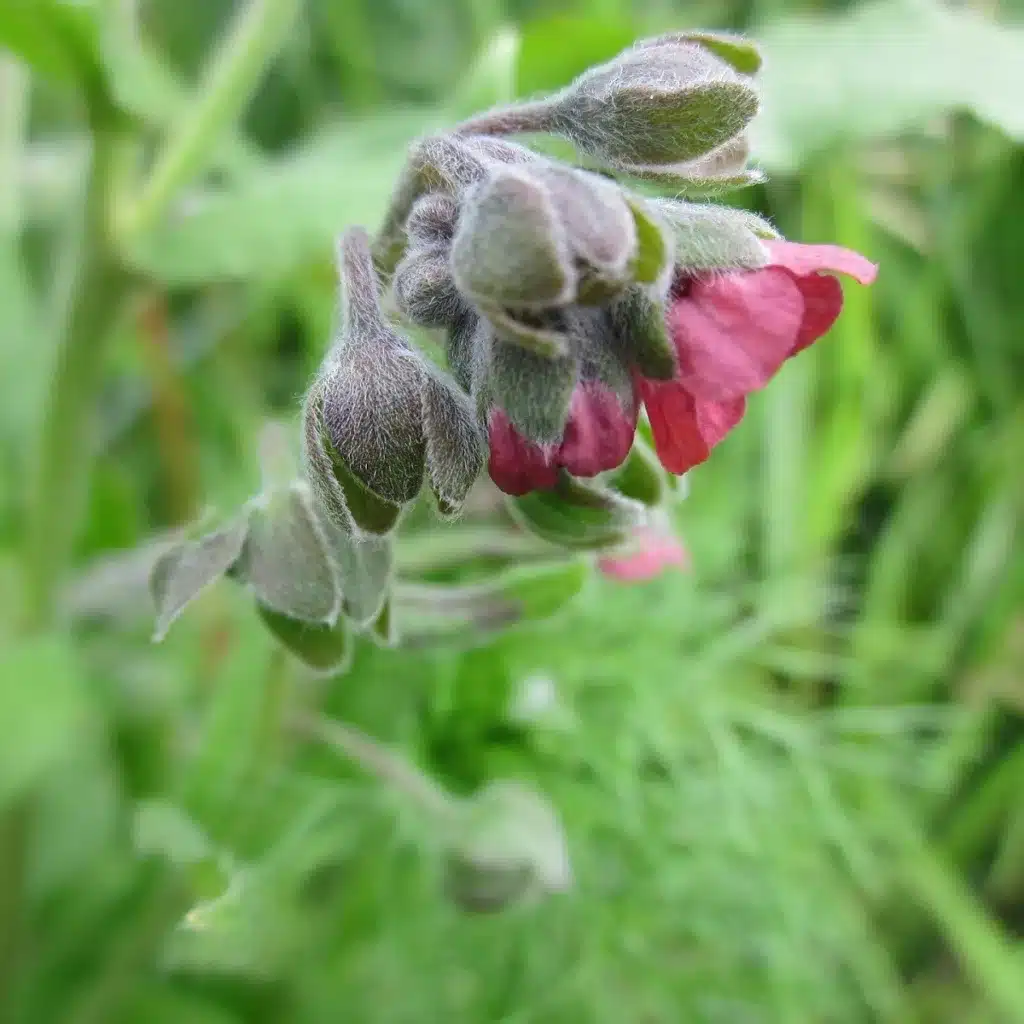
left=557, top=382, right=637, bottom=478
left=639, top=378, right=746, bottom=475
left=669, top=267, right=805, bottom=401
left=765, top=240, right=878, bottom=285
left=598, top=527, right=689, bottom=583
left=789, top=271, right=844, bottom=353
left=487, top=410, right=558, bottom=496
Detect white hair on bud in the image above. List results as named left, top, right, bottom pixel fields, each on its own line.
left=421, top=368, right=486, bottom=518
left=651, top=199, right=768, bottom=271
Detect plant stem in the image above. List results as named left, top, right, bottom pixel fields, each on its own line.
left=453, top=99, right=557, bottom=138
left=117, top=0, right=302, bottom=245
left=291, top=711, right=455, bottom=820
left=23, top=131, right=128, bottom=627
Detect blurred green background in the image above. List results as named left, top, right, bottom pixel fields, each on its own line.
left=1, top=0, right=1023, bottom=1021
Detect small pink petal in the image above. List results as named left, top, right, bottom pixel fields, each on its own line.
left=789, top=271, right=844, bottom=353
left=670, top=267, right=805, bottom=401
left=557, top=382, right=637, bottom=478
left=598, top=527, right=688, bottom=583
left=487, top=410, right=558, bottom=496
left=765, top=240, right=878, bottom=285
left=639, top=378, right=745, bottom=475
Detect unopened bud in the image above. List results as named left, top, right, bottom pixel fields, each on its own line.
left=304, top=229, right=427, bottom=535
left=444, top=780, right=570, bottom=913
left=652, top=199, right=768, bottom=271
left=483, top=331, right=579, bottom=445
left=232, top=483, right=339, bottom=625
left=393, top=245, right=467, bottom=329
left=609, top=286, right=677, bottom=381
left=634, top=30, right=763, bottom=76
left=405, top=193, right=459, bottom=246
left=420, top=368, right=486, bottom=518
left=452, top=166, right=575, bottom=311
left=545, top=39, right=759, bottom=172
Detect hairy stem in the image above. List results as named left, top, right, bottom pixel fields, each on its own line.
left=453, top=99, right=558, bottom=139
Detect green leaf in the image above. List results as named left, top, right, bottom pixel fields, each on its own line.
left=609, top=438, right=668, bottom=507
left=508, top=475, right=645, bottom=550
left=126, top=114, right=440, bottom=284
left=133, top=799, right=216, bottom=867
left=0, top=0, right=103, bottom=91
left=0, top=635, right=93, bottom=806
left=754, top=0, right=1024, bottom=171
left=256, top=604, right=353, bottom=676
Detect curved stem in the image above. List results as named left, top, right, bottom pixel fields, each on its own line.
left=452, top=99, right=558, bottom=139
left=290, top=711, right=455, bottom=820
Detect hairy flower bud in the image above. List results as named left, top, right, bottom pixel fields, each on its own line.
left=393, top=245, right=467, bottom=329
left=634, top=30, right=763, bottom=76
left=452, top=166, right=576, bottom=312
left=545, top=38, right=759, bottom=172
left=232, top=483, right=339, bottom=625
left=304, top=228, right=427, bottom=535
left=610, top=286, right=677, bottom=381
left=482, top=331, right=579, bottom=444
left=420, top=368, right=486, bottom=518
left=652, top=198, right=768, bottom=271
left=405, top=193, right=459, bottom=246
left=444, top=780, right=571, bottom=913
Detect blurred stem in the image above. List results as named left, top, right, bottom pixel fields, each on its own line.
left=24, top=129, right=129, bottom=626
left=873, top=791, right=1024, bottom=1021
left=291, top=711, right=455, bottom=820
left=117, top=0, right=302, bottom=244
left=0, top=57, right=29, bottom=232
left=138, top=292, right=199, bottom=524
left=65, top=866, right=187, bottom=1024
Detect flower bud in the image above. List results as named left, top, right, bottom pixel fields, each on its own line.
left=652, top=198, right=768, bottom=271
left=393, top=245, right=467, bottom=329
left=232, top=482, right=339, bottom=625
left=545, top=38, right=759, bottom=172
left=634, top=30, right=763, bottom=76
left=304, top=228, right=427, bottom=535
left=609, top=286, right=677, bottom=381
left=405, top=193, right=459, bottom=246
left=420, top=368, right=486, bottom=518
left=451, top=166, right=576, bottom=311
left=444, top=780, right=570, bottom=913
left=482, top=332, right=579, bottom=445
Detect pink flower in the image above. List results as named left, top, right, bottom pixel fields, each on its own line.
left=598, top=526, right=688, bottom=582
left=639, top=241, right=877, bottom=474
left=488, top=380, right=638, bottom=496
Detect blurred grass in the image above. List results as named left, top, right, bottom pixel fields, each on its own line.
left=1, top=0, right=1023, bottom=1021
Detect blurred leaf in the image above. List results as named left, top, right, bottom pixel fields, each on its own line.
left=515, top=14, right=635, bottom=96
left=0, top=0, right=112, bottom=108
left=0, top=635, right=93, bottom=806
left=126, top=113, right=442, bottom=284
left=134, top=799, right=216, bottom=866
left=755, top=0, right=1024, bottom=170
left=256, top=604, right=353, bottom=676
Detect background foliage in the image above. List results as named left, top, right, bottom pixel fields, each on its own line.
left=1, top=0, right=1023, bottom=1021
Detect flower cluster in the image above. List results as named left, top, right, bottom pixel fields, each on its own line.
left=304, top=31, right=876, bottom=535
